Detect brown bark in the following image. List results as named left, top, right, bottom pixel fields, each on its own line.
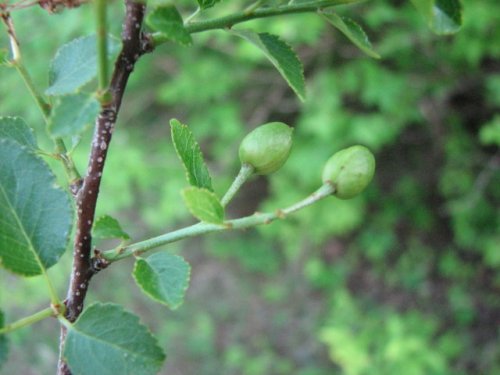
left=57, top=1, right=153, bottom=373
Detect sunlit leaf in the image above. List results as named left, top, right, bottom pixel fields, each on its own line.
left=0, top=139, right=72, bottom=276
left=133, top=252, right=191, bottom=309
left=231, top=30, right=306, bottom=101
left=64, top=303, right=166, bottom=375
left=182, top=186, right=224, bottom=224
left=170, top=119, right=213, bottom=191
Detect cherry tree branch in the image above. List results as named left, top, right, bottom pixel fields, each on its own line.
left=57, top=1, right=153, bottom=373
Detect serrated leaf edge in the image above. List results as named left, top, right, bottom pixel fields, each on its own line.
left=64, top=302, right=166, bottom=364
left=231, top=29, right=306, bottom=101
left=0, top=116, right=37, bottom=148
left=92, top=215, right=131, bottom=240
left=0, top=138, right=72, bottom=276
left=169, top=119, right=214, bottom=191
left=133, top=254, right=191, bottom=310
left=48, top=94, right=100, bottom=137
left=320, top=11, right=380, bottom=59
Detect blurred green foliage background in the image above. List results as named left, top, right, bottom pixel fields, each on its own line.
left=1, top=0, right=499, bottom=374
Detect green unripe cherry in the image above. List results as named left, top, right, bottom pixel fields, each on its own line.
left=239, top=122, right=293, bottom=175
left=322, top=145, right=375, bottom=199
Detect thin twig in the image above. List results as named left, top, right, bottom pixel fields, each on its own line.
left=0, top=11, right=82, bottom=192
left=100, top=183, right=335, bottom=262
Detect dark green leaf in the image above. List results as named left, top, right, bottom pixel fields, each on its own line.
left=0, top=117, right=37, bottom=149
left=49, top=93, right=100, bottom=137
left=182, top=186, right=224, bottom=224
left=64, top=303, right=166, bottom=375
left=197, top=0, right=221, bottom=10
left=46, top=35, right=120, bottom=96
left=92, top=215, right=130, bottom=241
left=146, top=5, right=193, bottom=46
left=231, top=30, right=306, bottom=101
left=0, top=139, right=72, bottom=276
left=321, top=11, right=380, bottom=59
left=411, top=0, right=463, bottom=35
left=0, top=310, right=8, bottom=370
left=133, top=252, right=191, bottom=309
left=170, top=119, right=213, bottom=191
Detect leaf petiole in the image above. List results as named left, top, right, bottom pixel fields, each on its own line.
left=0, top=307, right=55, bottom=335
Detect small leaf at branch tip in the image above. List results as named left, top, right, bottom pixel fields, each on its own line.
left=170, top=119, right=214, bottom=191
left=182, top=187, right=224, bottom=224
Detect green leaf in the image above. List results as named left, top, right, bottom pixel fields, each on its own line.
left=92, top=215, right=130, bottom=241
left=133, top=252, right=191, bottom=309
left=0, top=139, right=72, bottom=276
left=46, top=35, right=120, bottom=96
left=146, top=5, right=193, bottom=46
left=182, top=186, right=224, bottom=224
left=170, top=119, right=213, bottom=191
left=410, top=0, right=463, bottom=35
left=321, top=11, right=380, bottom=59
left=197, top=0, right=221, bottom=10
left=0, top=117, right=37, bottom=149
left=48, top=93, right=100, bottom=137
left=231, top=30, right=306, bottom=101
left=64, top=303, right=165, bottom=375
left=0, top=310, right=8, bottom=370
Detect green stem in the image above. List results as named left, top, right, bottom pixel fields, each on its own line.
left=102, top=183, right=334, bottom=262
left=0, top=307, right=55, bottom=335
left=14, top=63, right=51, bottom=121
left=95, top=0, right=109, bottom=99
left=220, top=163, right=254, bottom=207
left=153, top=0, right=362, bottom=44
left=3, top=15, right=81, bottom=183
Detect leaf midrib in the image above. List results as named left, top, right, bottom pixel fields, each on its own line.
left=0, top=179, right=46, bottom=273
left=68, top=319, right=162, bottom=362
